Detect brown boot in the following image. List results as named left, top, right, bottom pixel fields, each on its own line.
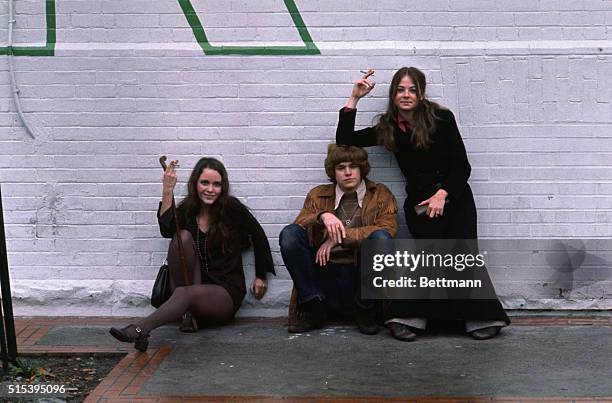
left=354, top=308, right=379, bottom=335
left=288, top=310, right=325, bottom=333
left=109, top=324, right=150, bottom=352
left=288, top=299, right=325, bottom=333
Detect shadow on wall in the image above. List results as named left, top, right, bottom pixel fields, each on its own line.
left=545, top=240, right=612, bottom=300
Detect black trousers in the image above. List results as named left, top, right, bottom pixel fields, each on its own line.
left=385, top=185, right=510, bottom=324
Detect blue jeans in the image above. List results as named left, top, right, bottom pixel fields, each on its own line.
left=279, top=224, right=392, bottom=311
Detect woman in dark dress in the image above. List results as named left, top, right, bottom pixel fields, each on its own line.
left=336, top=67, right=509, bottom=341
left=110, top=157, right=275, bottom=351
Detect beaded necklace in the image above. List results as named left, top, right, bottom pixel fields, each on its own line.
left=196, top=221, right=209, bottom=272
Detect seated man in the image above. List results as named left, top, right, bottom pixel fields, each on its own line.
left=279, top=144, right=398, bottom=334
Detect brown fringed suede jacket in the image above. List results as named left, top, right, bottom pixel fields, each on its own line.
left=294, top=179, right=398, bottom=248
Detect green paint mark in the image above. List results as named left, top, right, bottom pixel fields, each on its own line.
left=0, top=0, right=56, bottom=56
left=178, top=0, right=320, bottom=55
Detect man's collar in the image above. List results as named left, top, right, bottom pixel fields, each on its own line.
left=334, top=179, right=367, bottom=209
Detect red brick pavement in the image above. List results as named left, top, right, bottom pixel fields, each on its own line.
left=10, top=316, right=612, bottom=403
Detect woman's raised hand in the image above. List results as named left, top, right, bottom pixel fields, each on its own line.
left=351, top=78, right=375, bottom=99
left=346, top=69, right=375, bottom=108
left=162, top=159, right=179, bottom=193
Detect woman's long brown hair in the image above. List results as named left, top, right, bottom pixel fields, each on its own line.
left=178, top=157, right=235, bottom=254
left=376, top=67, right=444, bottom=151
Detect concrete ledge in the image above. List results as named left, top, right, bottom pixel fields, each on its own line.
left=10, top=280, right=612, bottom=316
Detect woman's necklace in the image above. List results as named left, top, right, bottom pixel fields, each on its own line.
left=196, top=213, right=209, bottom=232
left=196, top=216, right=209, bottom=272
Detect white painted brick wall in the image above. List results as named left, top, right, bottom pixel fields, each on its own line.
left=1, top=0, right=611, bottom=316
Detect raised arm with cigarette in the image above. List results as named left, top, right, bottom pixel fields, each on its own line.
left=345, top=68, right=376, bottom=109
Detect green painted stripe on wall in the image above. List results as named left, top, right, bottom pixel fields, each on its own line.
left=1, top=0, right=319, bottom=57
left=0, top=0, right=56, bottom=56
left=177, top=0, right=320, bottom=56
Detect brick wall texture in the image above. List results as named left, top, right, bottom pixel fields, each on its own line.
left=1, top=0, right=611, bottom=315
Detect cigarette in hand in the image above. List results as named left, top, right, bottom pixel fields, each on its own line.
left=360, top=69, right=375, bottom=79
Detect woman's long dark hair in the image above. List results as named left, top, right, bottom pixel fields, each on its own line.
left=178, top=157, right=234, bottom=254
left=376, top=67, right=444, bottom=151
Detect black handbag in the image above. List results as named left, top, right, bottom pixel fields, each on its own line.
left=150, top=260, right=171, bottom=308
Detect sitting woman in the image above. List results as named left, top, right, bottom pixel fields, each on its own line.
left=110, top=157, right=274, bottom=351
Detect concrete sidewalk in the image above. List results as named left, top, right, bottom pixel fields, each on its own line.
left=14, top=315, right=612, bottom=402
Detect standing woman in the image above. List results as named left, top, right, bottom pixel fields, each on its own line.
left=336, top=67, right=509, bottom=341
left=110, top=157, right=274, bottom=351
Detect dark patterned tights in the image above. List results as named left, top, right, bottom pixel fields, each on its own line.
left=128, top=230, right=235, bottom=336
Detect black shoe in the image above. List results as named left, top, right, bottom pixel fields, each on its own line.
left=388, top=323, right=417, bottom=342
left=109, top=324, right=150, bottom=352
left=179, top=311, right=198, bottom=333
left=288, top=309, right=325, bottom=333
left=470, top=326, right=501, bottom=340
left=354, top=309, right=379, bottom=335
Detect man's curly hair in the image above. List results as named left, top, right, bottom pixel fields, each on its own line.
left=324, top=144, right=370, bottom=183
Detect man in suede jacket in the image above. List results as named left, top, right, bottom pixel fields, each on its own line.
left=279, top=144, right=397, bottom=334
